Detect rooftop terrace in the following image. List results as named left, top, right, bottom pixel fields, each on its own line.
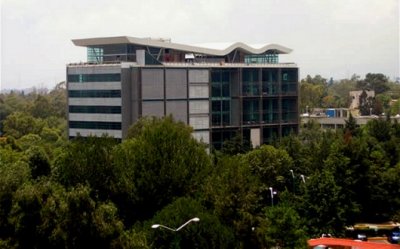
left=71, top=36, right=294, bottom=66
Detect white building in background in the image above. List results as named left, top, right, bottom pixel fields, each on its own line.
left=349, top=90, right=375, bottom=110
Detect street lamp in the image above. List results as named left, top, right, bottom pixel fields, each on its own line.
left=269, top=187, right=277, bottom=206
left=290, top=169, right=295, bottom=192
left=300, top=174, right=306, bottom=183
left=151, top=217, right=200, bottom=232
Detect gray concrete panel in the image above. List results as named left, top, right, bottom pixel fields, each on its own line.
left=69, top=98, right=121, bottom=106
left=189, top=115, right=209, bottom=129
left=166, top=69, right=187, bottom=99
left=69, top=128, right=122, bottom=139
left=189, top=85, right=209, bottom=99
left=192, top=131, right=210, bottom=144
left=121, top=68, right=132, bottom=138
left=166, top=101, right=188, bottom=123
left=189, top=100, right=209, bottom=114
left=142, top=101, right=164, bottom=118
left=69, top=82, right=121, bottom=90
left=189, top=69, right=209, bottom=83
left=68, top=65, right=121, bottom=74
left=69, top=113, right=122, bottom=122
left=141, top=69, right=164, bottom=99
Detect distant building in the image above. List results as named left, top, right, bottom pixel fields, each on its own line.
left=67, top=36, right=299, bottom=149
left=301, top=111, right=400, bottom=130
left=349, top=90, right=375, bottom=110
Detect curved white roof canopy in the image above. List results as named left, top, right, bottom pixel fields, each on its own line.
left=72, top=36, right=292, bottom=55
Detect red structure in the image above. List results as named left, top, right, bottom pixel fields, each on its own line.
left=308, top=238, right=400, bottom=249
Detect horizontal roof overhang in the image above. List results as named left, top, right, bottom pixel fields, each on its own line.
left=72, top=36, right=292, bottom=55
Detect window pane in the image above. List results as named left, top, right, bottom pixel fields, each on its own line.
left=68, top=90, right=121, bottom=98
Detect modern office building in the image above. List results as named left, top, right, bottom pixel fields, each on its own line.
left=67, top=36, right=299, bottom=149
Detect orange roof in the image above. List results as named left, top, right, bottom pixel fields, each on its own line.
left=308, top=238, right=400, bottom=249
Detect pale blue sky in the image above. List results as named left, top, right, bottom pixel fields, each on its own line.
left=1, top=0, right=399, bottom=90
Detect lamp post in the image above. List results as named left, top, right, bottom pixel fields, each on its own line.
left=300, top=174, right=306, bottom=183
left=290, top=169, right=295, bottom=193
left=269, top=187, right=277, bottom=206
left=151, top=217, right=200, bottom=232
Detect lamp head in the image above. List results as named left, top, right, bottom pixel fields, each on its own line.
left=191, top=217, right=200, bottom=222
left=151, top=224, right=160, bottom=229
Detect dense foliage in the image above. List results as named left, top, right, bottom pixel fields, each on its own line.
left=300, top=73, right=400, bottom=114
left=1, top=77, right=400, bottom=248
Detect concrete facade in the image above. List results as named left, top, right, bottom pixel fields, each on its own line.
left=67, top=36, right=299, bottom=148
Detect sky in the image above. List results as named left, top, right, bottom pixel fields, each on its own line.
left=1, top=0, right=399, bottom=90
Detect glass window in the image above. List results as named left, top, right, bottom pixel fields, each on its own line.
left=212, top=113, right=221, bottom=126
left=222, top=113, right=230, bottom=125
left=281, top=69, right=297, bottom=82
left=263, top=99, right=279, bottom=123
left=243, top=69, right=259, bottom=82
left=222, top=100, right=230, bottom=112
left=68, top=90, right=121, bottom=98
left=244, top=54, right=279, bottom=64
left=281, top=98, right=298, bottom=122
left=222, top=71, right=230, bottom=82
left=212, top=100, right=231, bottom=126
left=263, top=127, right=279, bottom=144
left=69, top=121, right=121, bottom=130
left=212, top=101, right=221, bottom=112
left=69, top=106, right=121, bottom=114
left=282, top=125, right=298, bottom=136
left=67, top=74, right=121, bottom=83
left=211, top=71, right=221, bottom=82
left=243, top=69, right=260, bottom=96
left=87, top=47, right=104, bottom=63
left=212, top=130, right=237, bottom=150
left=262, top=69, right=278, bottom=82
left=222, top=82, right=230, bottom=97
left=243, top=99, right=260, bottom=123
left=211, top=82, right=221, bottom=97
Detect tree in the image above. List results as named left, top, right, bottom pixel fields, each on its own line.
left=344, top=113, right=359, bottom=140
left=264, top=203, right=307, bottom=249
left=357, top=73, right=390, bottom=94
left=111, top=229, right=150, bottom=249
left=366, top=118, right=392, bottom=142
left=0, top=151, right=30, bottom=242
left=301, top=75, right=327, bottom=85
left=359, top=90, right=375, bottom=116
left=53, top=136, right=120, bottom=200
left=48, top=81, right=67, bottom=118
left=324, top=141, right=361, bottom=225
left=328, top=77, right=358, bottom=108
left=390, top=100, right=400, bottom=116
left=2, top=112, right=44, bottom=139
left=300, top=75, right=328, bottom=110
left=221, top=133, right=252, bottom=155
left=149, top=197, right=234, bottom=249
left=9, top=182, right=124, bottom=249
left=25, top=146, right=51, bottom=179
left=242, top=145, right=294, bottom=193
left=30, top=95, right=53, bottom=119
left=201, top=156, right=263, bottom=248
left=300, top=169, right=347, bottom=237
left=114, top=116, right=211, bottom=222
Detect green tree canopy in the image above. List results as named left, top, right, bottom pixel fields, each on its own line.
left=114, top=116, right=211, bottom=221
